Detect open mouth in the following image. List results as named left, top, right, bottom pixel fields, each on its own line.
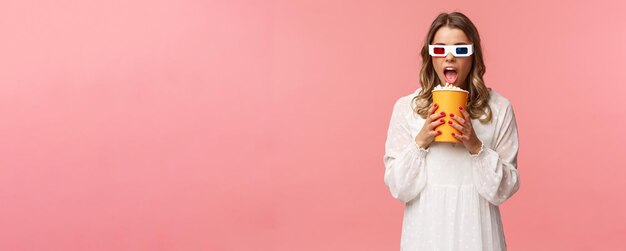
left=444, top=68, right=458, bottom=84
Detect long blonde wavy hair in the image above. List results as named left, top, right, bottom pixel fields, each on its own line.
left=412, top=12, right=492, bottom=123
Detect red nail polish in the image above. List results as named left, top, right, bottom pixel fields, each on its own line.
left=437, top=130, right=442, bottom=135
left=434, top=103, right=438, bottom=107
left=459, top=106, right=464, bottom=110
left=452, top=132, right=456, bottom=136
left=448, top=121, right=452, bottom=124
left=440, top=112, right=445, bottom=116
left=440, top=119, right=444, bottom=123
left=450, top=113, right=454, bottom=117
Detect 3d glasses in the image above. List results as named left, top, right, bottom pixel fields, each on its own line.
left=428, top=44, right=474, bottom=57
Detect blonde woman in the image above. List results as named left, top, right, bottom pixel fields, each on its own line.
left=384, top=12, right=521, bottom=250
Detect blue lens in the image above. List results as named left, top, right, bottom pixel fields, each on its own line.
left=456, top=47, right=468, bottom=54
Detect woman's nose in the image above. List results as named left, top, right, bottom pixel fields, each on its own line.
left=445, top=52, right=455, bottom=61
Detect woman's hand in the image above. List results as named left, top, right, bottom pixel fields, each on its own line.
left=415, top=103, right=446, bottom=149
left=449, top=106, right=483, bottom=154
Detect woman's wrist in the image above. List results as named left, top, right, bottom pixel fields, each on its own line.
left=468, top=141, right=483, bottom=155
left=414, top=138, right=428, bottom=150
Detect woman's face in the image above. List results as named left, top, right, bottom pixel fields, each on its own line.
left=431, top=26, right=473, bottom=90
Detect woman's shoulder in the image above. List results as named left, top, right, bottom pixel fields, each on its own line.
left=488, top=89, right=513, bottom=110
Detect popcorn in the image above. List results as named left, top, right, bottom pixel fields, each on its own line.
left=433, top=82, right=468, bottom=92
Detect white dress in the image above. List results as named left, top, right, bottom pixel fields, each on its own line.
left=384, top=88, right=521, bottom=251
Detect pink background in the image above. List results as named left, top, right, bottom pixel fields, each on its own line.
left=1, top=0, right=625, bottom=250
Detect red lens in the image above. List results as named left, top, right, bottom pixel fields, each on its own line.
left=433, top=47, right=445, bottom=55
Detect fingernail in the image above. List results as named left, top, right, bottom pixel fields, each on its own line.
left=437, top=130, right=442, bottom=135
left=448, top=121, right=452, bottom=124
left=450, top=113, right=454, bottom=117
left=440, top=119, right=444, bottom=123
left=440, top=112, right=445, bottom=116
left=459, top=106, right=464, bottom=110
left=434, top=103, right=438, bottom=107
left=451, top=132, right=456, bottom=136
